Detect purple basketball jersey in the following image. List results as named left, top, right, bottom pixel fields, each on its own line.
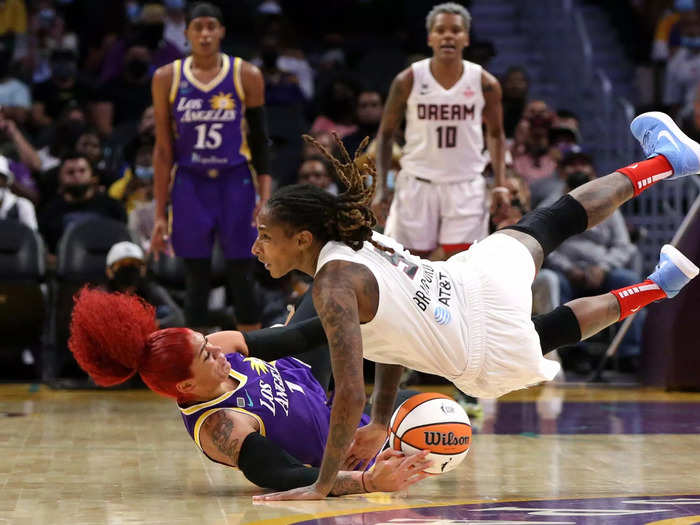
left=179, top=354, right=369, bottom=468
left=171, top=54, right=250, bottom=173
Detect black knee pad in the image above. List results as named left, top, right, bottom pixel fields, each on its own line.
left=532, top=305, right=582, bottom=355
left=502, top=195, right=588, bottom=257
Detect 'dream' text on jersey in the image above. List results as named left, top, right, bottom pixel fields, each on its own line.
left=416, top=104, right=475, bottom=121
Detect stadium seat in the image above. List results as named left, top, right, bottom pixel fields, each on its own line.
left=50, top=218, right=131, bottom=380
left=0, top=220, right=47, bottom=379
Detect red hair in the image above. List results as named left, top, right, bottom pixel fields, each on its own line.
left=68, top=287, right=195, bottom=399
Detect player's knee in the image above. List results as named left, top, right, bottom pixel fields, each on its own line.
left=501, top=195, right=588, bottom=257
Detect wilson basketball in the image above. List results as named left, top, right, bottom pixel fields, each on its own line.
left=389, top=392, right=471, bottom=474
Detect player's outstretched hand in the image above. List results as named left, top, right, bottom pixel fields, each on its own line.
left=343, top=421, right=389, bottom=470
left=367, top=449, right=432, bottom=492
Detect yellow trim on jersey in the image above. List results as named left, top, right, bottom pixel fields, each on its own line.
left=192, top=407, right=266, bottom=450
left=232, top=57, right=252, bottom=162
left=169, top=59, right=182, bottom=104
left=233, top=57, right=245, bottom=103
left=178, top=368, right=248, bottom=416
left=182, top=54, right=230, bottom=92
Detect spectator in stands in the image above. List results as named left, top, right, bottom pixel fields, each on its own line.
left=163, top=0, right=189, bottom=55
left=549, top=110, right=582, bottom=153
left=501, top=66, right=529, bottom=138
left=512, top=101, right=558, bottom=186
left=24, top=3, right=78, bottom=84
left=0, top=111, right=41, bottom=182
left=310, top=77, right=358, bottom=137
left=544, top=168, right=644, bottom=372
left=681, top=81, right=700, bottom=141
left=0, top=0, right=27, bottom=57
left=75, top=127, right=115, bottom=187
left=650, top=0, right=697, bottom=62
left=31, top=49, right=92, bottom=128
left=137, top=3, right=183, bottom=73
left=0, top=155, right=36, bottom=229
left=98, top=43, right=153, bottom=133
left=342, top=89, right=383, bottom=156
left=103, top=241, right=184, bottom=329
left=258, top=34, right=306, bottom=107
left=663, top=9, right=700, bottom=119
left=109, top=133, right=154, bottom=209
left=253, top=31, right=314, bottom=102
left=531, top=149, right=592, bottom=209
left=36, top=102, right=86, bottom=173
left=0, top=41, right=30, bottom=124
left=38, top=152, right=125, bottom=258
left=297, top=155, right=337, bottom=195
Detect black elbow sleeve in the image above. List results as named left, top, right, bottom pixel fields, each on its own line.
left=245, top=105, right=270, bottom=175
left=238, top=432, right=319, bottom=490
left=243, top=316, right=327, bottom=361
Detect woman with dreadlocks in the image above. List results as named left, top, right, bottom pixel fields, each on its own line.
left=68, top=287, right=432, bottom=496
left=250, top=112, right=700, bottom=500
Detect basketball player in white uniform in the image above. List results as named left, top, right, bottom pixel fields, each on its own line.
left=375, top=2, right=510, bottom=259
left=248, top=108, right=700, bottom=500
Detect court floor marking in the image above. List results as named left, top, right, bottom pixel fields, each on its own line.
left=246, top=492, right=700, bottom=525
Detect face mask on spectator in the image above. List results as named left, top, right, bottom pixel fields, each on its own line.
left=681, top=35, right=700, bottom=50
left=110, top=265, right=143, bottom=291
left=134, top=165, right=154, bottom=180
left=62, top=182, right=92, bottom=200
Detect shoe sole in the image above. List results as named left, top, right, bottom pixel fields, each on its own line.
left=632, top=111, right=700, bottom=173
left=661, top=244, right=699, bottom=279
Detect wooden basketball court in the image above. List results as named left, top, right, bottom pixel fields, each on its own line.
left=2, top=383, right=699, bottom=524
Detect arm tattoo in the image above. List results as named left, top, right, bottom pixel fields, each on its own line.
left=330, top=472, right=363, bottom=496
left=371, top=364, right=403, bottom=425
left=207, top=411, right=241, bottom=465
left=313, top=262, right=368, bottom=489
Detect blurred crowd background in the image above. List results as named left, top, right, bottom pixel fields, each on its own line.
left=1, top=0, right=699, bottom=386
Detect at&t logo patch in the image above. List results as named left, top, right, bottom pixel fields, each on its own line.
left=434, top=305, right=451, bottom=325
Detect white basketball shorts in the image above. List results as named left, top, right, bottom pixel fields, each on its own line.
left=384, top=171, right=489, bottom=252
left=447, top=233, right=561, bottom=398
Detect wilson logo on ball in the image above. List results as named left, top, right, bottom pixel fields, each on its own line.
left=424, top=431, right=470, bottom=447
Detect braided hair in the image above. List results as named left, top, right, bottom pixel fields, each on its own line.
left=266, top=133, right=377, bottom=251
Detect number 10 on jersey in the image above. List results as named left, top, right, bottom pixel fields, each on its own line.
left=436, top=126, right=457, bottom=148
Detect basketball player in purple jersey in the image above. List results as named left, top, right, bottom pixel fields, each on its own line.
left=150, top=3, right=269, bottom=332
left=69, top=287, right=432, bottom=494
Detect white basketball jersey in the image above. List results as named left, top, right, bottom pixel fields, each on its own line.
left=315, top=232, right=481, bottom=384
left=401, top=58, right=486, bottom=183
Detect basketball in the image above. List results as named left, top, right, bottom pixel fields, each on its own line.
left=389, top=393, right=472, bottom=474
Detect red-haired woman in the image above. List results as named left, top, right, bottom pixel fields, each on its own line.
left=69, top=287, right=431, bottom=496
